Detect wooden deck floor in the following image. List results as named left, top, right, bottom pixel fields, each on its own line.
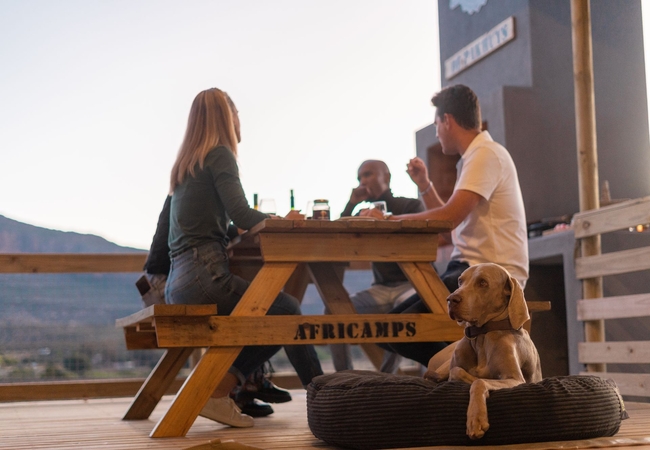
left=2, top=390, right=650, bottom=450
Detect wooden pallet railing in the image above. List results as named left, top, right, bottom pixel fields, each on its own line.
left=574, top=195, right=650, bottom=398
left=0, top=253, right=386, bottom=402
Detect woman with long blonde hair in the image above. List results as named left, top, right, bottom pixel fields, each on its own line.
left=165, top=88, right=322, bottom=427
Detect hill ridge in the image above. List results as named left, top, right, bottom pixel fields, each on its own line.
left=0, top=214, right=145, bottom=253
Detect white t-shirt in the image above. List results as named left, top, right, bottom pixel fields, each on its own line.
left=450, top=131, right=529, bottom=286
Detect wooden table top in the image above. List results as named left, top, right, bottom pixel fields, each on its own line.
left=239, top=217, right=452, bottom=235
left=228, top=218, right=451, bottom=263
left=229, top=218, right=453, bottom=252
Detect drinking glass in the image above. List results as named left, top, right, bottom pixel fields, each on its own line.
left=259, top=198, right=277, bottom=215
left=371, top=201, right=388, bottom=214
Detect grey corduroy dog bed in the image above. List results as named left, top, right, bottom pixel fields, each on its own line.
left=307, top=370, right=626, bottom=449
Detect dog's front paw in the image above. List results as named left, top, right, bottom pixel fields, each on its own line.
left=466, top=411, right=490, bottom=440
left=423, top=370, right=446, bottom=383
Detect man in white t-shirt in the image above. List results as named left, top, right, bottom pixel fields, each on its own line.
left=364, top=84, right=529, bottom=367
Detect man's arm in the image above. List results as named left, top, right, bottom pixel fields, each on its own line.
left=398, top=190, right=480, bottom=227
left=143, top=195, right=172, bottom=275
left=365, top=189, right=481, bottom=229
left=406, top=157, right=446, bottom=209
left=419, top=181, right=446, bottom=210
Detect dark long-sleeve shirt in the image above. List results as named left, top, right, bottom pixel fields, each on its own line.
left=169, top=146, right=268, bottom=255
left=143, top=196, right=172, bottom=275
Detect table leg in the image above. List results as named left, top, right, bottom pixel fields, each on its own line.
left=123, top=347, right=195, bottom=420
left=360, top=341, right=389, bottom=369
left=232, top=262, right=299, bottom=315
left=307, top=262, right=386, bottom=370
left=150, top=346, right=244, bottom=437
left=307, top=262, right=352, bottom=314
left=399, top=262, right=450, bottom=314
left=283, top=263, right=310, bottom=301
left=150, top=262, right=298, bottom=438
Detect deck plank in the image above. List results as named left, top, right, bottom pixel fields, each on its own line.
left=0, top=391, right=649, bottom=449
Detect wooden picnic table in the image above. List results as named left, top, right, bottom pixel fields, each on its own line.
left=119, top=218, right=463, bottom=438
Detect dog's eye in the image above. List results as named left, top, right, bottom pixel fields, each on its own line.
left=458, top=279, right=464, bottom=286
left=478, top=278, right=488, bottom=288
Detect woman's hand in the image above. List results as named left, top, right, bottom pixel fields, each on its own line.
left=406, top=157, right=431, bottom=192
left=284, top=210, right=306, bottom=220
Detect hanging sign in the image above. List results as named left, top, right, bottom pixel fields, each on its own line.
left=444, top=16, right=516, bottom=80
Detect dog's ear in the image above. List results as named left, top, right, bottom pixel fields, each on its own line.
left=506, top=275, right=529, bottom=330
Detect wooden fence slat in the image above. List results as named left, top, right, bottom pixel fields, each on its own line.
left=0, top=378, right=184, bottom=402
left=0, top=253, right=147, bottom=273
left=577, top=293, right=650, bottom=321
left=579, top=341, right=650, bottom=364
left=573, top=196, right=650, bottom=238
left=575, top=246, right=650, bottom=279
left=581, top=371, right=650, bottom=397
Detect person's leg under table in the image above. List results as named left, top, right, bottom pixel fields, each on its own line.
left=379, top=294, right=449, bottom=366
left=310, top=262, right=385, bottom=370
left=379, top=284, right=415, bottom=373
left=379, top=261, right=469, bottom=367
left=327, top=282, right=416, bottom=373
left=236, top=289, right=323, bottom=387
left=327, top=288, right=392, bottom=371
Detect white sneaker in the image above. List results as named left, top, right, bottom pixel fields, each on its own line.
left=199, top=396, right=255, bottom=428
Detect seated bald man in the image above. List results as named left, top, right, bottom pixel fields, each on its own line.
left=326, top=160, right=424, bottom=373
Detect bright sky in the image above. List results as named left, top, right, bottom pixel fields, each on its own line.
left=0, top=0, right=440, bottom=249
left=1, top=1, right=649, bottom=250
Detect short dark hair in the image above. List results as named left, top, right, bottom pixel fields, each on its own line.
left=431, top=84, right=481, bottom=131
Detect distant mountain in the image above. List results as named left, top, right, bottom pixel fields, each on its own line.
left=0, top=215, right=147, bottom=331
left=0, top=215, right=144, bottom=253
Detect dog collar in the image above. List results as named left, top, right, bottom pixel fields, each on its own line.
left=465, top=318, right=513, bottom=339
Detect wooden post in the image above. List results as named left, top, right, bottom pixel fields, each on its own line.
left=570, top=0, right=605, bottom=372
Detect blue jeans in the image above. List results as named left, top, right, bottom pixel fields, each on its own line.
left=165, top=242, right=323, bottom=386
left=378, top=260, right=470, bottom=366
